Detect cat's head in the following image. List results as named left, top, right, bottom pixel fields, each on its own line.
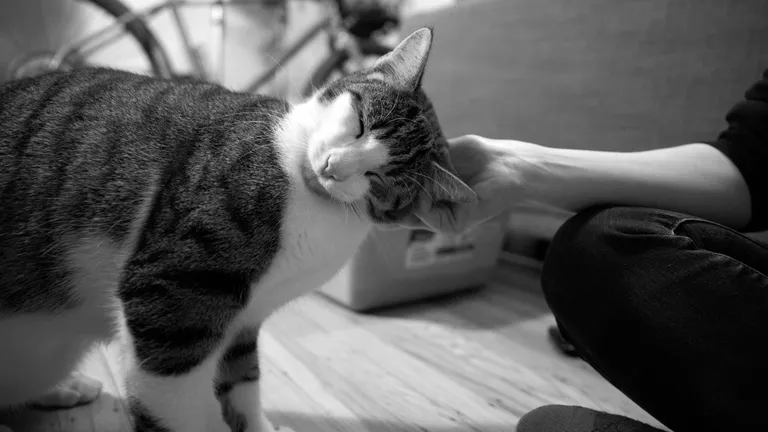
left=298, top=27, right=477, bottom=225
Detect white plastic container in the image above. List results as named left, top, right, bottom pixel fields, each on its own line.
left=318, top=220, right=506, bottom=312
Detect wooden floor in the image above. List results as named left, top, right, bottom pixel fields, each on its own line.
left=0, top=263, right=666, bottom=432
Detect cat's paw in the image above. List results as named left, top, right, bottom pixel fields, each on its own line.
left=29, top=372, right=102, bottom=409
left=0, top=424, right=14, bottom=432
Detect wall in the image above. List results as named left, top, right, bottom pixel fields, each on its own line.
left=404, top=0, right=768, bottom=152
left=402, top=0, right=768, bottom=240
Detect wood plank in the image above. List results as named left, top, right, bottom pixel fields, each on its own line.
left=0, top=266, right=666, bottom=431
left=0, top=346, right=132, bottom=432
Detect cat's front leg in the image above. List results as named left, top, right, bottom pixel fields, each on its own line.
left=125, top=355, right=228, bottom=432
left=118, top=271, right=242, bottom=432
left=217, top=327, right=292, bottom=432
left=219, top=382, right=277, bottom=432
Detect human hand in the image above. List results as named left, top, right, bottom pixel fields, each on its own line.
left=401, top=134, right=539, bottom=234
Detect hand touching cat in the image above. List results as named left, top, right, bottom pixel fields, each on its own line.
left=403, top=134, right=538, bottom=234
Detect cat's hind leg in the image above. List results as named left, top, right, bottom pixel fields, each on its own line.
left=125, top=355, right=226, bottom=432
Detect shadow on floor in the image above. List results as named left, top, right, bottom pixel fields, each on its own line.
left=2, top=398, right=520, bottom=432
left=270, top=409, right=519, bottom=432
left=0, top=389, right=130, bottom=432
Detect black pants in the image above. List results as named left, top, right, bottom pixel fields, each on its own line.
left=542, top=206, right=768, bottom=432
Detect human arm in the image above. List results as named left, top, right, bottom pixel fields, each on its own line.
left=512, top=141, right=752, bottom=230
left=413, top=68, right=768, bottom=233
left=517, top=68, right=768, bottom=231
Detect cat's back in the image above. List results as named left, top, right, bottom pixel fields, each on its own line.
left=0, top=67, right=277, bottom=233
left=1, top=68, right=180, bottom=203
left=0, top=70, right=168, bottom=312
left=0, top=68, right=284, bottom=313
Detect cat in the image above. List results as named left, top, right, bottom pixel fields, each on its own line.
left=0, top=27, right=476, bottom=432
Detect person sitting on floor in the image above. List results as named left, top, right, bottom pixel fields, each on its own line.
left=407, top=68, right=768, bottom=432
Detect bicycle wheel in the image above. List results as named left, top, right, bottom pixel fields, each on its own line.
left=87, top=0, right=173, bottom=78
left=302, top=38, right=391, bottom=97
left=1, top=0, right=172, bottom=83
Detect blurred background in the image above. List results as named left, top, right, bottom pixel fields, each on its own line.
left=0, top=0, right=448, bottom=98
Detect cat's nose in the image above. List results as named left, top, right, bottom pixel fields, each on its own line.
left=321, top=154, right=349, bottom=181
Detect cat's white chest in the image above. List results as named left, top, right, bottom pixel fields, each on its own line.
left=245, top=187, right=371, bottom=320
left=237, top=100, right=376, bottom=322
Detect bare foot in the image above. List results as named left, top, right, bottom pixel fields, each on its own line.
left=29, top=373, right=102, bottom=409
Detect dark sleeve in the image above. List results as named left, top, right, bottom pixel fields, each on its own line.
left=708, top=68, right=768, bottom=232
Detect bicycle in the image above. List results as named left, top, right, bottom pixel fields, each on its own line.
left=2, top=0, right=398, bottom=98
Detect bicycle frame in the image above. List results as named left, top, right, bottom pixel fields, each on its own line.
left=59, top=0, right=347, bottom=91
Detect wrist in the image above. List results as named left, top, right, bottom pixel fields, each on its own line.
left=505, top=142, right=603, bottom=213
left=490, top=139, right=555, bottom=207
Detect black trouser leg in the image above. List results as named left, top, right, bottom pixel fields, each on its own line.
left=542, top=206, right=768, bottom=432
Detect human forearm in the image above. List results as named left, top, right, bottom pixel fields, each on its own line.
left=513, top=142, right=752, bottom=230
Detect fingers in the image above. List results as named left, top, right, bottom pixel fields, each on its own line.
left=447, top=134, right=483, bottom=145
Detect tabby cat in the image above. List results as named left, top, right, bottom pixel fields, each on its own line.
left=0, top=28, right=475, bottom=431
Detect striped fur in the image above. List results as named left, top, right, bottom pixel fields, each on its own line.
left=0, top=28, right=471, bottom=432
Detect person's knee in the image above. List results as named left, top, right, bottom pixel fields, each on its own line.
left=540, top=206, right=661, bottom=325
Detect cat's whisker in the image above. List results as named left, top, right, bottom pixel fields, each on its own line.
left=217, top=107, right=281, bottom=118
left=406, top=170, right=455, bottom=201
left=211, top=111, right=277, bottom=124
left=307, top=82, right=321, bottom=100
left=394, top=177, right=414, bottom=199
left=219, top=114, right=278, bottom=122
left=344, top=202, right=350, bottom=225
left=399, top=178, right=417, bottom=207
left=220, top=117, right=278, bottom=127
left=383, top=91, right=400, bottom=122
left=403, top=173, right=435, bottom=204
left=357, top=202, right=367, bottom=220
left=385, top=116, right=420, bottom=127
left=265, top=53, right=306, bottom=105
left=232, top=131, right=277, bottom=163
left=351, top=202, right=365, bottom=220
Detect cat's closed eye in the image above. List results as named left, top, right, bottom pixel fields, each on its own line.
left=365, top=171, right=383, bottom=182
left=356, top=116, right=365, bottom=139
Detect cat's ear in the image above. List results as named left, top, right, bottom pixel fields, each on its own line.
left=373, top=27, right=433, bottom=91
left=428, top=161, right=478, bottom=204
